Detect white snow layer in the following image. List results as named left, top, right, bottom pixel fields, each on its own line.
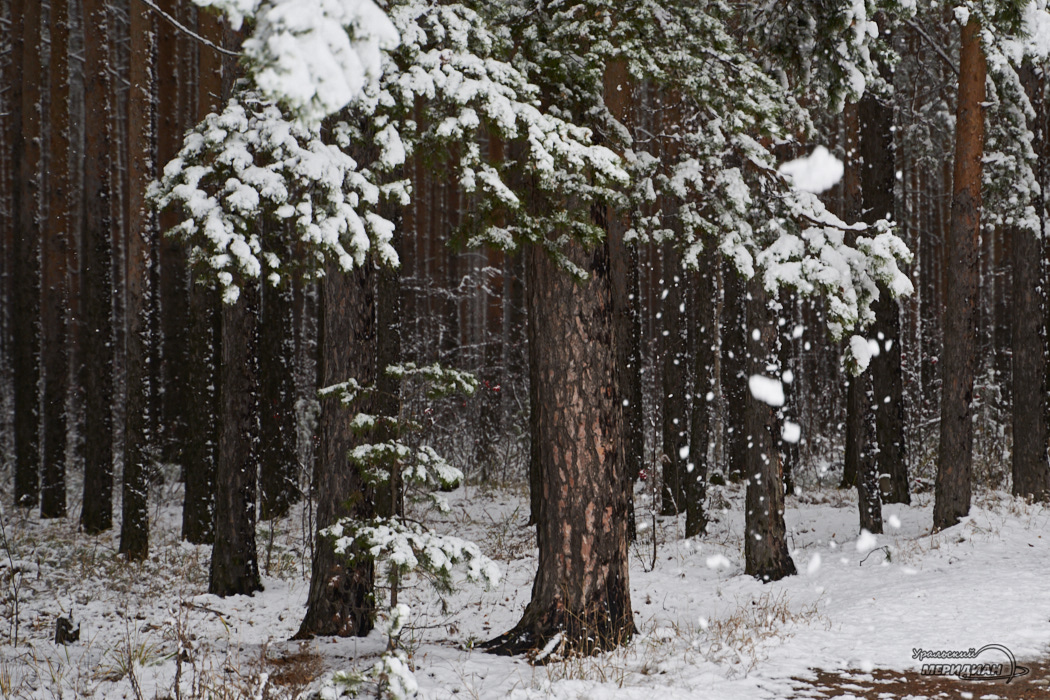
left=748, top=374, right=785, bottom=407
left=778, top=146, right=844, bottom=194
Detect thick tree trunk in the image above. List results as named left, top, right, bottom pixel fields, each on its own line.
left=41, top=0, right=73, bottom=519
left=210, top=284, right=264, bottom=597
left=486, top=239, right=632, bottom=657
left=935, top=18, right=985, bottom=531
left=119, top=1, right=154, bottom=560
left=14, top=0, right=42, bottom=508
left=80, top=0, right=116, bottom=533
left=294, top=264, right=376, bottom=639
left=743, top=279, right=796, bottom=582
left=860, top=86, right=910, bottom=505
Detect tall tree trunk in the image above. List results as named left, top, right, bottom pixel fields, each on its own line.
left=210, top=284, right=264, bottom=597
left=156, top=0, right=191, bottom=465
left=1011, top=64, right=1049, bottom=502
left=854, top=369, right=883, bottom=533
left=660, top=242, right=688, bottom=516
left=486, top=238, right=632, bottom=657
left=294, top=264, right=376, bottom=639
left=80, top=0, right=116, bottom=533
left=259, top=228, right=300, bottom=521
left=743, top=279, right=796, bottom=582
left=722, top=264, right=747, bottom=482
left=860, top=85, right=910, bottom=505
left=182, top=13, right=223, bottom=544
left=119, top=0, right=154, bottom=560
left=13, top=0, right=42, bottom=508
left=1010, top=217, right=1048, bottom=500
left=842, top=103, right=863, bottom=491
left=604, top=59, right=642, bottom=538
left=41, top=0, right=73, bottom=519
left=935, top=18, right=986, bottom=531
left=686, top=252, right=717, bottom=538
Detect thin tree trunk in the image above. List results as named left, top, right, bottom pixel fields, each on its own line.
left=935, top=18, right=986, bottom=531
left=294, top=264, right=376, bottom=639
left=660, top=242, right=688, bottom=515
left=210, top=284, right=264, bottom=597
left=80, top=0, right=116, bottom=533
left=722, top=264, right=747, bottom=482
left=41, top=0, right=73, bottom=520
left=14, top=0, right=42, bottom=508
left=156, top=0, right=190, bottom=465
left=604, top=59, right=641, bottom=538
left=1010, top=217, right=1048, bottom=500
left=743, top=279, right=796, bottom=582
left=182, top=12, right=223, bottom=544
left=486, top=237, right=632, bottom=657
left=259, top=227, right=300, bottom=520
left=119, top=0, right=155, bottom=560
left=686, top=253, right=717, bottom=538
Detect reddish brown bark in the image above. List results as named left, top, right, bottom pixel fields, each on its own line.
left=487, top=237, right=632, bottom=657
left=935, top=18, right=986, bottom=531
left=119, top=0, right=155, bottom=560
left=294, top=264, right=376, bottom=639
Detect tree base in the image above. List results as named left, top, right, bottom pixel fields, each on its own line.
left=483, top=605, right=635, bottom=663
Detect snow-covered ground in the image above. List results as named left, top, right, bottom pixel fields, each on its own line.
left=3, top=477, right=1049, bottom=699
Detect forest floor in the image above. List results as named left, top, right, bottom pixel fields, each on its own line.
left=2, top=470, right=1050, bottom=699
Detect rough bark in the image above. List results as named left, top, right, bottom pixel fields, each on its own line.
left=860, top=85, right=910, bottom=505
left=210, top=284, right=264, bottom=597
left=259, top=230, right=300, bottom=521
left=1010, top=217, right=1048, bottom=500
left=935, top=18, right=985, bottom=531
left=842, top=102, right=863, bottom=491
left=660, top=242, right=688, bottom=516
left=743, top=279, right=796, bottom=582
left=182, top=11, right=223, bottom=544
left=294, top=264, right=376, bottom=639
left=156, top=0, right=191, bottom=465
left=686, top=256, right=717, bottom=538
left=14, top=0, right=42, bottom=508
left=80, top=0, right=116, bottom=533
left=722, top=264, right=748, bottom=482
left=41, top=0, right=73, bottom=519
left=854, top=370, right=883, bottom=534
left=119, top=0, right=155, bottom=560
left=486, top=238, right=632, bottom=657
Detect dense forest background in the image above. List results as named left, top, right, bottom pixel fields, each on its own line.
left=3, top=0, right=1050, bottom=680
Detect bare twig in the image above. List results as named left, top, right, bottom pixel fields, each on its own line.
left=905, top=19, right=960, bottom=77
left=136, top=0, right=241, bottom=58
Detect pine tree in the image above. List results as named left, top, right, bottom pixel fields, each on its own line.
left=120, top=0, right=155, bottom=560
left=41, top=0, right=74, bottom=520
left=13, top=0, right=42, bottom=509
left=80, top=0, right=116, bottom=534
left=935, top=16, right=986, bottom=531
